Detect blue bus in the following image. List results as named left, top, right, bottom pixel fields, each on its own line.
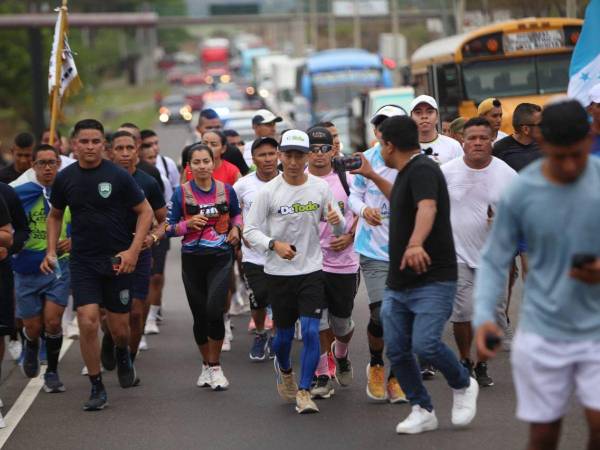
left=299, top=48, right=393, bottom=122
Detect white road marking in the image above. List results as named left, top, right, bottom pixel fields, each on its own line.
left=0, top=338, right=74, bottom=448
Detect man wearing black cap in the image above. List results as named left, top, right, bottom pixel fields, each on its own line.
left=306, top=126, right=360, bottom=399
left=233, top=137, right=279, bottom=362
left=474, top=99, right=600, bottom=450
left=243, top=109, right=282, bottom=167
left=244, top=129, right=344, bottom=414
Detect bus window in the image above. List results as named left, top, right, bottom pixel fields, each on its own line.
left=537, top=53, right=571, bottom=95
left=463, top=58, right=536, bottom=102
left=437, top=64, right=461, bottom=114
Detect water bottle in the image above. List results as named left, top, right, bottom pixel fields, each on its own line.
left=50, top=256, right=62, bottom=280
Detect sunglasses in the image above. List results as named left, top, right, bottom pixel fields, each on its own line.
left=34, top=159, right=58, bottom=167
left=309, top=144, right=333, bottom=154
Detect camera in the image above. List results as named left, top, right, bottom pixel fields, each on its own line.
left=572, top=253, right=596, bottom=269
left=332, top=155, right=362, bottom=172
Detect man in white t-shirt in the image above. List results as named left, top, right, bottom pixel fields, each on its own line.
left=233, top=137, right=280, bottom=362
left=478, top=97, right=509, bottom=144
left=242, top=109, right=282, bottom=167
left=410, top=95, right=463, bottom=165
left=441, top=117, right=516, bottom=388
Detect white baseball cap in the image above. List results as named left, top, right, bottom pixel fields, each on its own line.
left=410, top=95, right=438, bottom=113
left=370, top=104, right=407, bottom=125
left=252, top=109, right=283, bottom=125
left=589, top=83, right=600, bottom=106
left=279, top=129, right=310, bottom=153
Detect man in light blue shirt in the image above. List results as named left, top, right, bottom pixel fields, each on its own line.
left=474, top=99, right=600, bottom=450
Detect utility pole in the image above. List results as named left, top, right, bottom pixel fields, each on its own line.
left=353, top=0, right=362, bottom=48
left=310, top=0, right=318, bottom=50
left=454, top=0, right=465, bottom=34
left=389, top=0, right=401, bottom=84
left=328, top=0, right=337, bottom=49
left=566, top=0, right=577, bottom=17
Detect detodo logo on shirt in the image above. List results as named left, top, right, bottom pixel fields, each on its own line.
left=278, top=201, right=320, bottom=215
left=98, top=182, right=112, bottom=199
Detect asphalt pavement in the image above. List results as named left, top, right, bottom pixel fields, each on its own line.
left=0, top=124, right=588, bottom=449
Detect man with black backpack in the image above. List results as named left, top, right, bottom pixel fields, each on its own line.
left=306, top=127, right=359, bottom=399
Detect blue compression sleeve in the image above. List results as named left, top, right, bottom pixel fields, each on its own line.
left=272, top=327, right=294, bottom=371
left=299, top=316, right=321, bottom=390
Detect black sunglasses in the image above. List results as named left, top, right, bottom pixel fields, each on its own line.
left=309, top=144, right=333, bottom=154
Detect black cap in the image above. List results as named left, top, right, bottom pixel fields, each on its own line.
left=307, top=127, right=333, bottom=146
left=250, top=136, right=279, bottom=154
left=540, top=99, right=590, bottom=146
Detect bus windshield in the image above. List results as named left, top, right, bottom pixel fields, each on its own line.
left=312, top=69, right=382, bottom=113
left=462, top=53, right=571, bottom=102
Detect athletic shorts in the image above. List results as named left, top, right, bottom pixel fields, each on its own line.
left=242, top=262, right=269, bottom=310
left=451, top=263, right=509, bottom=324
left=267, top=270, right=325, bottom=329
left=15, top=258, right=70, bottom=319
left=512, top=330, right=600, bottom=423
left=359, top=255, right=388, bottom=306
left=151, top=238, right=170, bottom=275
left=131, top=249, right=152, bottom=301
left=70, top=258, right=133, bottom=314
left=0, top=261, right=15, bottom=336
left=323, top=271, right=360, bottom=319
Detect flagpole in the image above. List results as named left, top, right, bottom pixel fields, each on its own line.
left=49, top=0, right=68, bottom=146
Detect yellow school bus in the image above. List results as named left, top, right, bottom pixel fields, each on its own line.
left=411, top=17, right=583, bottom=132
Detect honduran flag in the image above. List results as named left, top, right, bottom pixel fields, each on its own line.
left=567, top=0, right=600, bottom=106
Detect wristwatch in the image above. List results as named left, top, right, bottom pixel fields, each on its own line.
left=268, top=239, right=276, bottom=251
left=151, top=233, right=159, bottom=245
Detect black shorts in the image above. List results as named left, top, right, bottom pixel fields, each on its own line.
left=242, top=262, right=269, bottom=310
left=267, top=270, right=325, bottom=329
left=324, top=271, right=360, bottom=319
left=131, top=249, right=152, bottom=301
left=151, top=238, right=170, bottom=275
left=0, top=261, right=15, bottom=336
left=70, top=258, right=133, bottom=314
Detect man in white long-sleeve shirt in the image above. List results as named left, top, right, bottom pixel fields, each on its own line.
left=244, top=129, right=344, bottom=415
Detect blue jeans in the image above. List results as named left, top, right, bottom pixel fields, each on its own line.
left=381, top=282, right=470, bottom=411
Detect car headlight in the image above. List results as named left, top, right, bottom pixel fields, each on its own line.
left=259, top=88, right=270, bottom=98
left=159, top=113, right=170, bottom=123
left=220, top=74, right=231, bottom=83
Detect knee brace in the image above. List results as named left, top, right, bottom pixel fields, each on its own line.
left=367, top=318, right=383, bottom=339
left=329, top=314, right=355, bottom=337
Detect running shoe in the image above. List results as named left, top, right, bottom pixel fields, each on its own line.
left=7, top=339, right=22, bottom=361
left=197, top=364, right=211, bottom=387
left=310, top=375, right=335, bottom=399
left=39, top=337, right=48, bottom=365
left=331, top=342, right=353, bottom=387
left=83, top=384, right=108, bottom=411
left=139, top=335, right=148, bottom=351
left=267, top=335, right=275, bottom=359
left=295, top=390, right=319, bottom=414
left=421, top=364, right=436, bottom=380
left=396, top=405, right=438, bottom=434
left=101, top=334, right=116, bottom=371
left=67, top=318, right=79, bottom=340
left=224, top=317, right=233, bottom=342
left=43, top=371, right=66, bottom=393
left=327, top=352, right=337, bottom=379
left=460, top=359, right=475, bottom=378
left=249, top=333, right=268, bottom=361
left=222, top=335, right=232, bottom=352
left=452, top=377, right=479, bottom=427
left=274, top=357, right=298, bottom=403
left=21, top=338, right=40, bottom=378
left=387, top=376, right=408, bottom=404
left=474, top=362, right=494, bottom=387
left=116, top=352, right=137, bottom=388
left=155, top=307, right=163, bottom=322
left=144, top=319, right=160, bottom=335
left=209, top=366, right=229, bottom=391
left=366, top=363, right=387, bottom=401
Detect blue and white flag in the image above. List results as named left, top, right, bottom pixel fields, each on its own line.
left=568, top=0, right=600, bottom=106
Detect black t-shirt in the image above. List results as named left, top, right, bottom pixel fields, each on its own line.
left=0, top=164, right=22, bottom=184
left=492, top=135, right=542, bottom=172
left=137, top=160, right=165, bottom=194
left=223, top=144, right=249, bottom=176
left=50, top=160, right=145, bottom=261
left=0, top=182, right=29, bottom=254
left=387, top=154, right=457, bottom=290
left=0, top=194, right=10, bottom=227
left=132, top=170, right=165, bottom=211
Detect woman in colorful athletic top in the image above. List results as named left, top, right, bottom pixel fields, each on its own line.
left=166, top=143, right=242, bottom=391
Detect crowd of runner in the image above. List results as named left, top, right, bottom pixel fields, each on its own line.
left=1, top=83, right=600, bottom=448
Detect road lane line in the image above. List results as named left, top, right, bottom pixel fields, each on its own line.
left=0, top=338, right=74, bottom=448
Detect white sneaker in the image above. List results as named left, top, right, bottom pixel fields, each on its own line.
left=224, top=318, right=233, bottom=342
left=452, top=377, right=479, bottom=427
left=396, top=405, right=439, bottom=434
left=67, top=319, right=79, bottom=340
left=222, top=336, right=231, bottom=352
left=81, top=366, right=105, bottom=376
left=209, top=366, right=229, bottom=391
left=139, top=336, right=148, bottom=351
left=144, top=320, right=160, bottom=335
left=0, top=410, right=5, bottom=429
left=8, top=340, right=22, bottom=361
left=294, top=321, right=302, bottom=340
left=196, top=364, right=211, bottom=387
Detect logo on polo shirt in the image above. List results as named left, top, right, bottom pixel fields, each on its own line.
left=277, top=201, right=320, bottom=216
left=98, top=182, right=112, bottom=199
